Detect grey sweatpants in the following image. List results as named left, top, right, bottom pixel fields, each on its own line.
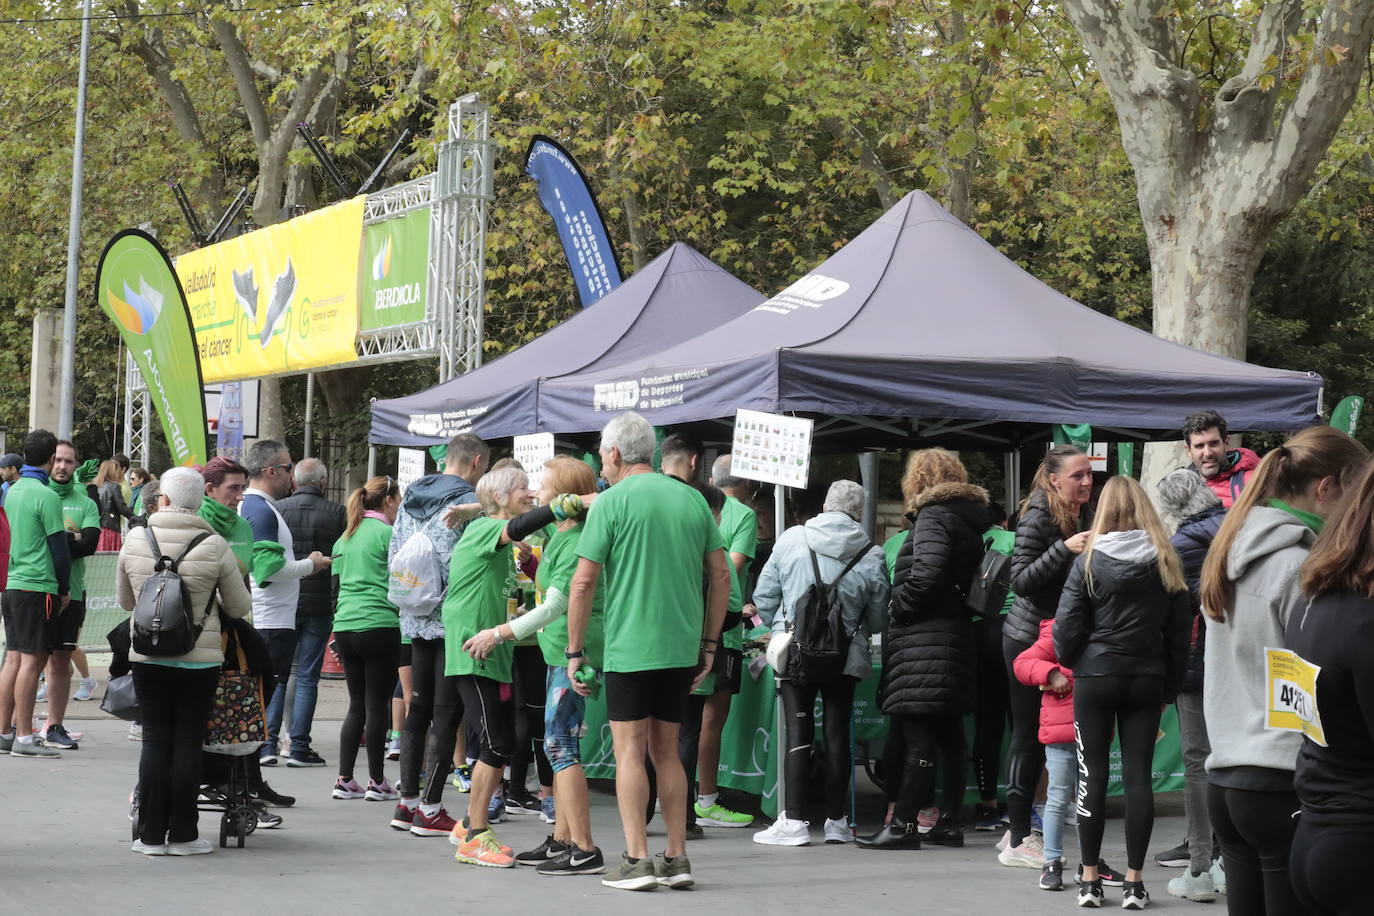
left=1177, top=691, right=1213, bottom=872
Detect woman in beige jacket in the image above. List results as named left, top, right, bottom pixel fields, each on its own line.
left=117, top=467, right=252, bottom=856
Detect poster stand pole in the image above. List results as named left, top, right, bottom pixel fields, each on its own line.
left=774, top=482, right=787, bottom=820
left=303, top=373, right=315, bottom=458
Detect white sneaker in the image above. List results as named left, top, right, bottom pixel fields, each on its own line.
left=35, top=682, right=47, bottom=703
left=73, top=677, right=97, bottom=701
left=167, top=837, right=214, bottom=856
left=131, top=839, right=166, bottom=856
left=128, top=723, right=143, bottom=742
left=823, top=817, right=854, bottom=844
left=998, top=832, right=1046, bottom=868
left=1167, top=869, right=1217, bottom=902
left=1210, top=858, right=1227, bottom=895
left=997, top=829, right=1010, bottom=852
left=752, top=815, right=811, bottom=846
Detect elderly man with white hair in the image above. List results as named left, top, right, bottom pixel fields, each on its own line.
left=746, top=479, right=890, bottom=847
left=565, top=412, right=731, bottom=891
left=117, top=466, right=253, bottom=857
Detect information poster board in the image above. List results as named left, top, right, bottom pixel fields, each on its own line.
left=396, top=448, right=426, bottom=495
left=731, top=409, right=812, bottom=489
left=513, top=433, right=556, bottom=495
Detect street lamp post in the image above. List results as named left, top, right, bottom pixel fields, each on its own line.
left=57, top=0, right=94, bottom=440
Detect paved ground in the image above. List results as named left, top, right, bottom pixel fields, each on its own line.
left=3, top=679, right=1210, bottom=914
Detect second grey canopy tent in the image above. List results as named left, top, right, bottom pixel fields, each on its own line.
left=368, top=242, right=764, bottom=445
left=534, top=191, right=1322, bottom=446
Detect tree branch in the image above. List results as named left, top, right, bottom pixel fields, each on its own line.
left=1211, top=0, right=1302, bottom=145
left=250, top=59, right=282, bottom=83
left=1261, top=1, right=1374, bottom=216
left=209, top=16, right=270, bottom=148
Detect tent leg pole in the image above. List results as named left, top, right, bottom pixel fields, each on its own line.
left=1004, top=451, right=1016, bottom=515
left=774, top=484, right=786, bottom=541
left=859, top=452, right=879, bottom=541
left=303, top=373, right=314, bottom=459
left=368, top=445, right=377, bottom=478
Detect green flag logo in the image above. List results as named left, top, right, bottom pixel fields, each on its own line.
left=107, top=278, right=164, bottom=335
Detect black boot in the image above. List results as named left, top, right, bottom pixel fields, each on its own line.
left=856, top=817, right=922, bottom=850
left=924, top=814, right=964, bottom=847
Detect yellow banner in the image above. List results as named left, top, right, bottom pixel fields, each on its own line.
left=176, top=196, right=365, bottom=383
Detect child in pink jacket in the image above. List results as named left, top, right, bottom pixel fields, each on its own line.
left=1014, top=617, right=1078, bottom=892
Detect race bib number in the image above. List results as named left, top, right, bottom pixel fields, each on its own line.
left=1265, top=647, right=1327, bottom=747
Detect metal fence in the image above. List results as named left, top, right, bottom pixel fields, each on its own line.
left=0, top=552, right=126, bottom=654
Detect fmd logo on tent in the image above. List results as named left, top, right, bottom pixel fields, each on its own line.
left=593, top=380, right=640, bottom=412
left=755, top=274, right=850, bottom=316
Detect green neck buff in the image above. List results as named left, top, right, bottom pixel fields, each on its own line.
left=198, top=495, right=238, bottom=537
left=48, top=477, right=76, bottom=499
left=1267, top=498, right=1324, bottom=534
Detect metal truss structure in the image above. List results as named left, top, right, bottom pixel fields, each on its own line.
left=124, top=95, right=494, bottom=465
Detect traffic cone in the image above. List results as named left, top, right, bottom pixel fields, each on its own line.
left=320, top=632, right=346, bottom=679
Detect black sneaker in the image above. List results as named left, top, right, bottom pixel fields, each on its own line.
left=1078, top=860, right=1125, bottom=887
left=538, top=843, right=606, bottom=876
left=250, top=803, right=284, bottom=829
left=1040, top=858, right=1065, bottom=891
left=1076, top=878, right=1103, bottom=908
left=924, top=815, right=964, bottom=848
left=685, top=823, right=705, bottom=841
left=516, top=834, right=569, bottom=866
left=508, top=788, right=543, bottom=814
left=286, top=748, right=326, bottom=767
left=250, top=780, right=296, bottom=808
left=43, top=724, right=78, bottom=750
left=1154, top=839, right=1188, bottom=868
left=1122, top=880, right=1149, bottom=910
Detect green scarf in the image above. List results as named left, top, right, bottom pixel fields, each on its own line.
left=1267, top=498, right=1324, bottom=534
left=48, top=477, right=75, bottom=499
left=199, top=496, right=254, bottom=574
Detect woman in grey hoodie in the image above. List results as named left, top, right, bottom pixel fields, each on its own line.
left=1198, top=426, right=1368, bottom=916
left=1054, top=476, right=1190, bottom=909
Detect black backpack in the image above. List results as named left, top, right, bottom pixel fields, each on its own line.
left=786, top=540, right=874, bottom=685
left=130, top=527, right=214, bottom=657
left=965, top=547, right=1013, bottom=619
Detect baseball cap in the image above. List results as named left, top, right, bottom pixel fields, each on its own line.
left=0, top=453, right=22, bottom=469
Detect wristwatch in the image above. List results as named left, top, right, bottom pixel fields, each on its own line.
left=565, top=648, right=585, bottom=660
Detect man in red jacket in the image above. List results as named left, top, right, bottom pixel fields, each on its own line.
left=1183, top=410, right=1258, bottom=509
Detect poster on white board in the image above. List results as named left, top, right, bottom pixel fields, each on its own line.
left=396, top=448, right=426, bottom=495
left=731, top=409, right=812, bottom=489
left=513, top=433, right=556, bottom=495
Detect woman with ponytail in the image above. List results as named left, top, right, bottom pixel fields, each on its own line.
left=1053, top=476, right=1191, bottom=908
left=1199, top=426, right=1367, bottom=916
left=330, top=476, right=403, bottom=803
left=999, top=445, right=1094, bottom=869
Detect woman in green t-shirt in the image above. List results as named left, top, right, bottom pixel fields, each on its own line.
left=329, top=475, right=402, bottom=804
left=464, top=457, right=603, bottom=874
left=443, top=465, right=595, bottom=868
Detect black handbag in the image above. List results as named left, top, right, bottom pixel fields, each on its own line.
left=100, top=674, right=141, bottom=721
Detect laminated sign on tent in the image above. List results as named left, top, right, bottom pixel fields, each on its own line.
left=369, top=242, right=763, bottom=445
left=535, top=192, right=1322, bottom=444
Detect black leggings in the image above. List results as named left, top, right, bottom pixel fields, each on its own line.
left=334, top=628, right=400, bottom=784
left=510, top=644, right=553, bottom=791
left=893, top=713, right=966, bottom=824
left=132, top=663, right=219, bottom=845
left=399, top=637, right=465, bottom=804
left=1209, top=785, right=1301, bottom=916
left=971, top=616, right=1008, bottom=802
left=1003, top=632, right=1043, bottom=843
left=1290, top=817, right=1374, bottom=916
left=678, top=693, right=708, bottom=828
left=1074, top=675, right=1163, bottom=870
left=455, top=674, right=515, bottom=768
left=781, top=677, right=856, bottom=821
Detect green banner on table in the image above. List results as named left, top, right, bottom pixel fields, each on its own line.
left=1330, top=395, right=1364, bottom=437
left=360, top=207, right=429, bottom=331
left=1053, top=423, right=1092, bottom=452
left=580, top=668, right=1184, bottom=817
left=96, top=230, right=209, bottom=466
left=1117, top=442, right=1136, bottom=477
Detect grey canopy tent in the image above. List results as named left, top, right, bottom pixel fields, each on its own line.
left=369, top=242, right=764, bottom=445
left=534, top=191, right=1322, bottom=448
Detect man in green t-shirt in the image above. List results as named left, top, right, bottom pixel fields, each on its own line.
left=0, top=429, right=71, bottom=758
left=40, top=439, right=101, bottom=749
left=567, top=412, right=730, bottom=891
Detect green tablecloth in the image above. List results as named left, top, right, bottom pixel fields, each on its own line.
left=580, top=663, right=1186, bottom=817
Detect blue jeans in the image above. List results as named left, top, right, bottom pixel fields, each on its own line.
left=1043, top=742, right=1077, bottom=863
left=289, top=617, right=332, bottom=755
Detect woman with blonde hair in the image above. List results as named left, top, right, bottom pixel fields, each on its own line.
left=95, top=458, right=132, bottom=550
left=1000, top=444, right=1094, bottom=869
left=330, top=475, right=403, bottom=803
left=1053, top=476, right=1191, bottom=908
left=858, top=448, right=987, bottom=850
left=1199, top=426, right=1367, bottom=916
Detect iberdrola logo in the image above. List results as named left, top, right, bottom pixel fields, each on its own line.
left=106, top=277, right=163, bottom=335
left=372, top=235, right=392, bottom=281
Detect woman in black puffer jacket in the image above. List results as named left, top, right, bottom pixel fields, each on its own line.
left=859, top=449, right=988, bottom=851
left=1000, top=444, right=1093, bottom=866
